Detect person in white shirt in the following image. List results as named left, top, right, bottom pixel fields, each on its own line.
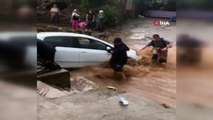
left=50, top=4, right=60, bottom=25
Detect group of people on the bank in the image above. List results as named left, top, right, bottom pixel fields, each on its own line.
left=50, top=5, right=105, bottom=32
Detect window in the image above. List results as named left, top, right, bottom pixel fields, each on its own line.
left=78, top=38, right=107, bottom=50
left=44, top=36, right=79, bottom=48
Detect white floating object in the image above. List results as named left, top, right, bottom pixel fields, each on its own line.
left=119, top=96, right=129, bottom=106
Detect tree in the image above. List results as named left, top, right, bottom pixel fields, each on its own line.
left=80, top=0, right=90, bottom=10
left=101, top=5, right=118, bottom=26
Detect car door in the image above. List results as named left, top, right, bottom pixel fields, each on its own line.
left=78, top=37, right=112, bottom=67
left=44, top=36, right=80, bottom=68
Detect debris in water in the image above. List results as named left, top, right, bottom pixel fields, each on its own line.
left=119, top=96, right=129, bottom=106
left=161, top=103, right=171, bottom=108
left=107, top=86, right=117, bottom=91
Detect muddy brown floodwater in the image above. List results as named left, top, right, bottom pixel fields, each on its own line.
left=70, top=18, right=176, bottom=107
left=37, top=18, right=176, bottom=108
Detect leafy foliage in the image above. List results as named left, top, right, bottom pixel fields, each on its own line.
left=150, top=0, right=176, bottom=11
left=80, top=0, right=90, bottom=10
left=100, top=5, right=118, bottom=27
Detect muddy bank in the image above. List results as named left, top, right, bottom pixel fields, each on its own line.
left=38, top=89, right=175, bottom=120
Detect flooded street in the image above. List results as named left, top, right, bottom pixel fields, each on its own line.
left=37, top=12, right=177, bottom=120
left=70, top=18, right=176, bottom=107
left=108, top=18, right=176, bottom=48
left=37, top=18, right=176, bottom=108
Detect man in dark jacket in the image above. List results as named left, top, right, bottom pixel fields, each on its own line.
left=140, top=34, right=172, bottom=64
left=110, top=38, right=129, bottom=72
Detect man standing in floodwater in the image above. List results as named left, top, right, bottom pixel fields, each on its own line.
left=110, top=38, right=129, bottom=72
left=140, top=34, right=172, bottom=64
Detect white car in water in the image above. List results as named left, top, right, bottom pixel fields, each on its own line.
left=37, top=32, right=141, bottom=68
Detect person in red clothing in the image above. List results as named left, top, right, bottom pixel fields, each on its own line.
left=71, top=9, right=80, bottom=29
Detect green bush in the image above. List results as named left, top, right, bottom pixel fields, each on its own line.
left=80, top=0, right=90, bottom=10
left=89, top=0, right=109, bottom=8
left=100, top=5, right=118, bottom=27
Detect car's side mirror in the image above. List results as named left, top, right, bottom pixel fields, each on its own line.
left=106, top=46, right=112, bottom=53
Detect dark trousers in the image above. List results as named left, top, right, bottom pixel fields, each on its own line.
left=111, top=64, right=123, bottom=72
left=87, top=21, right=94, bottom=29
left=51, top=14, right=59, bottom=25
left=96, top=21, right=104, bottom=32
